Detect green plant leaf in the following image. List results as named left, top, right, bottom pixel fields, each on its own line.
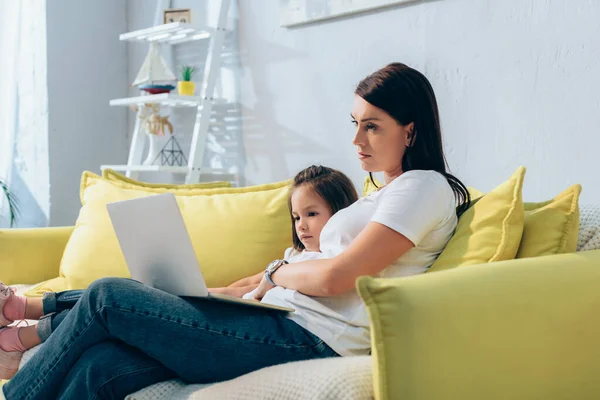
left=0, top=179, right=19, bottom=227
left=180, top=64, right=197, bottom=81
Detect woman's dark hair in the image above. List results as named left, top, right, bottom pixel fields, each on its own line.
left=355, top=62, right=470, bottom=216
left=289, top=165, right=359, bottom=252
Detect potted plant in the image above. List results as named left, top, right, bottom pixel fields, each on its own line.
left=0, top=178, right=18, bottom=227
left=178, top=65, right=197, bottom=96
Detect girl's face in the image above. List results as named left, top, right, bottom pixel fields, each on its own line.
left=351, top=95, right=414, bottom=183
left=290, top=185, right=333, bottom=252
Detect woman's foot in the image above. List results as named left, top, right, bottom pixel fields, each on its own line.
left=0, top=282, right=26, bottom=327
left=0, top=327, right=26, bottom=380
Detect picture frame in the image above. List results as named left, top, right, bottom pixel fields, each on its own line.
left=279, top=0, right=419, bottom=28
left=163, top=8, right=192, bottom=24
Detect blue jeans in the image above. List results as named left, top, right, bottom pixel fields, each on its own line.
left=2, top=278, right=339, bottom=399
left=36, top=290, right=84, bottom=343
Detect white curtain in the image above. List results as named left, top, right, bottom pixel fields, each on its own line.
left=0, top=0, right=49, bottom=228
left=0, top=1, right=20, bottom=226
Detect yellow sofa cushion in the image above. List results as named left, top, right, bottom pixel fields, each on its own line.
left=0, top=227, right=73, bottom=286
left=428, top=167, right=526, bottom=272
left=101, top=168, right=231, bottom=191
left=362, top=175, right=381, bottom=197
left=26, top=172, right=291, bottom=295
left=357, top=250, right=600, bottom=400
left=516, top=184, right=581, bottom=258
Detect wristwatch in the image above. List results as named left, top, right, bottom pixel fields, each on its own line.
left=265, top=259, right=289, bottom=286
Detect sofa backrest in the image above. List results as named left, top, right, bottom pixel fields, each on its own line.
left=578, top=204, right=600, bottom=251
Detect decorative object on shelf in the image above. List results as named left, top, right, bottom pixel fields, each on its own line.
left=158, top=136, right=188, bottom=166
left=142, top=105, right=174, bottom=136
left=163, top=8, right=192, bottom=24
left=0, top=178, right=19, bottom=227
left=132, top=42, right=176, bottom=94
left=133, top=104, right=175, bottom=165
left=138, top=84, right=176, bottom=95
left=143, top=134, right=170, bottom=166
left=178, top=65, right=197, bottom=96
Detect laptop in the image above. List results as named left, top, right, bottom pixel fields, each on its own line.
left=106, top=193, right=294, bottom=313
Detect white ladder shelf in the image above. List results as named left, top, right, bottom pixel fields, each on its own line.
left=102, top=0, right=235, bottom=184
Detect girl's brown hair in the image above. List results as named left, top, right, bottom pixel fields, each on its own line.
left=289, top=165, right=359, bottom=252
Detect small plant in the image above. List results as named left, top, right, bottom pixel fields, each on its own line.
left=0, top=178, right=19, bottom=227
left=180, top=65, right=197, bottom=82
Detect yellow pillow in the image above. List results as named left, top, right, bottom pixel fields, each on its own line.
left=467, top=186, right=485, bottom=201
left=101, top=168, right=231, bottom=191
left=26, top=172, right=291, bottom=295
left=357, top=250, right=600, bottom=400
left=429, top=167, right=526, bottom=272
left=362, top=175, right=382, bottom=197
left=516, top=184, right=581, bottom=258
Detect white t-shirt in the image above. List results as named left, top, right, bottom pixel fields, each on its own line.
left=242, top=249, right=321, bottom=300
left=263, top=170, right=459, bottom=357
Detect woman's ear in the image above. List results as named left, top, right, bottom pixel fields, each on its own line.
left=405, top=122, right=416, bottom=147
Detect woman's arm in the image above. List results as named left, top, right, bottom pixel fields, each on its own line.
left=227, top=271, right=264, bottom=288
left=269, top=222, right=414, bottom=297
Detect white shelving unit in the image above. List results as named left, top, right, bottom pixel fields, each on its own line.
left=109, top=93, right=204, bottom=108
left=118, top=22, right=212, bottom=45
left=101, top=0, right=236, bottom=184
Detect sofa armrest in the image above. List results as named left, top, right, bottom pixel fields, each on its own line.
left=358, top=250, right=600, bottom=400
left=0, top=226, right=74, bottom=285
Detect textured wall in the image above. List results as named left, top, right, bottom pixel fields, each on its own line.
left=238, top=0, right=600, bottom=203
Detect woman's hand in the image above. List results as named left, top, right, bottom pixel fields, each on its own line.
left=252, top=274, right=276, bottom=301
left=208, top=284, right=258, bottom=298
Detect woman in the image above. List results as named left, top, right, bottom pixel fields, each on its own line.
left=1, top=63, right=469, bottom=399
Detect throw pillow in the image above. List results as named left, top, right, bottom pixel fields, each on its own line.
left=27, top=172, right=291, bottom=294
left=362, top=175, right=381, bottom=197
left=101, top=168, right=231, bottom=191
left=428, top=166, right=526, bottom=272
left=516, top=184, right=581, bottom=258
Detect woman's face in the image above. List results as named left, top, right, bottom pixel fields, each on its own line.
left=351, top=95, right=413, bottom=182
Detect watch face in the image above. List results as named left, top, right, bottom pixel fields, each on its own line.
left=267, top=260, right=279, bottom=271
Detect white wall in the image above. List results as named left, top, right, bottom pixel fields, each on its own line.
left=238, top=0, right=600, bottom=204
left=47, top=0, right=129, bottom=226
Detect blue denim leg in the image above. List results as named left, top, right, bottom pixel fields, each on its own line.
left=3, top=277, right=338, bottom=400
left=37, top=290, right=84, bottom=342
left=56, top=341, right=175, bottom=400
left=37, top=311, right=70, bottom=343
left=42, top=290, right=84, bottom=315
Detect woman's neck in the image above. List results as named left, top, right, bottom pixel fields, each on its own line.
left=383, top=169, right=403, bottom=184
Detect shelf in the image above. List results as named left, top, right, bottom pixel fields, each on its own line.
left=120, top=22, right=212, bottom=45
left=110, top=94, right=204, bottom=107
left=101, top=165, right=234, bottom=175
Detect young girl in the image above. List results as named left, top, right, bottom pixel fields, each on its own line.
left=237, top=165, right=359, bottom=300
left=0, top=165, right=358, bottom=379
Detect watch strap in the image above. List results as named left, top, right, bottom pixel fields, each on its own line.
left=265, top=260, right=288, bottom=286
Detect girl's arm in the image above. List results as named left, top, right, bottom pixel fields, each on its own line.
left=209, top=284, right=259, bottom=298
left=227, top=271, right=264, bottom=288
left=268, top=222, right=414, bottom=297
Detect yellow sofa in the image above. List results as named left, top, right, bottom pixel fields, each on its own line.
left=3, top=226, right=600, bottom=399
